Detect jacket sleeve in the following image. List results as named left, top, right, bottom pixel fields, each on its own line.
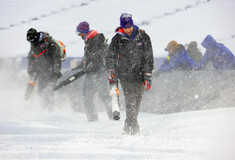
left=159, top=54, right=184, bottom=71
left=95, top=33, right=106, bottom=57
left=158, top=60, right=176, bottom=71
left=106, top=35, right=119, bottom=70
left=143, top=33, right=154, bottom=73
left=27, top=50, right=35, bottom=74
left=73, top=56, right=86, bottom=70
left=48, top=42, right=61, bottom=73
left=217, top=45, right=235, bottom=70
left=84, top=33, right=107, bottom=73
left=86, top=33, right=106, bottom=59
left=221, top=45, right=234, bottom=63
left=184, top=54, right=198, bottom=69
left=158, top=59, right=170, bottom=71
left=195, top=50, right=210, bottom=70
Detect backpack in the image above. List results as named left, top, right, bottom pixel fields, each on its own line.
left=53, top=39, right=66, bottom=61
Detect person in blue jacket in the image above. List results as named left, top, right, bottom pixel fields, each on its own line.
left=158, top=40, right=197, bottom=72
left=195, top=35, right=235, bottom=70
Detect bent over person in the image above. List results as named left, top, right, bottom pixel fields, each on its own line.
left=195, top=35, right=235, bottom=70
left=26, top=28, right=62, bottom=107
left=106, top=13, right=154, bottom=135
left=158, top=40, right=197, bottom=72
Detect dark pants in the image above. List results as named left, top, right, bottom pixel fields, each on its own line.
left=120, top=80, right=144, bottom=134
left=37, top=75, right=56, bottom=108
left=83, top=70, right=112, bottom=121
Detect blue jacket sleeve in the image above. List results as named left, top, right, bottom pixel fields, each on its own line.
left=159, top=59, right=170, bottom=71
left=184, top=54, right=198, bottom=69
left=195, top=50, right=210, bottom=70
left=221, top=45, right=234, bottom=63
left=159, top=54, right=184, bottom=71
left=218, top=45, right=235, bottom=70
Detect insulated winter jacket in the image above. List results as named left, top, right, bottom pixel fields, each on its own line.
left=159, top=44, right=197, bottom=71
left=78, top=30, right=107, bottom=74
left=186, top=41, right=202, bottom=63
left=27, top=32, right=61, bottom=79
left=106, top=25, right=154, bottom=82
left=195, top=35, right=235, bottom=70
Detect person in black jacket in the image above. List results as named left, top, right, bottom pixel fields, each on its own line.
left=185, top=41, right=202, bottom=63
left=74, top=21, right=112, bottom=121
left=26, top=28, right=62, bottom=106
left=106, top=13, right=154, bottom=135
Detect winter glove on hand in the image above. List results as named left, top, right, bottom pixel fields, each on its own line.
left=27, top=66, right=34, bottom=75
left=107, top=69, right=118, bottom=84
left=143, top=73, right=152, bottom=91
left=53, top=71, right=62, bottom=80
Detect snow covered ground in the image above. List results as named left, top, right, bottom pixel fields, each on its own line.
left=1, top=0, right=235, bottom=159
left=0, top=85, right=235, bottom=160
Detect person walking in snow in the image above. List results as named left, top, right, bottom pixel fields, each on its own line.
left=195, top=35, right=235, bottom=70
left=185, top=41, right=202, bottom=63
left=157, top=40, right=197, bottom=73
left=26, top=28, right=62, bottom=107
left=106, top=13, right=154, bottom=135
left=74, top=21, right=112, bottom=122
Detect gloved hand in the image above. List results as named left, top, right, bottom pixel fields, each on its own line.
left=53, top=71, right=62, bottom=80
left=107, top=69, right=118, bottom=84
left=27, top=66, right=34, bottom=75
left=143, top=73, right=152, bottom=91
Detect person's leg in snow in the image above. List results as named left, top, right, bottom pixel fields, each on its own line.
left=121, top=81, right=144, bottom=135
left=97, top=70, right=113, bottom=120
left=37, top=76, right=56, bottom=111
left=83, top=73, right=98, bottom=122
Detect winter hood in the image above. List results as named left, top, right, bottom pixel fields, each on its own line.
left=201, top=35, right=217, bottom=49
left=115, top=25, right=138, bottom=41
left=85, top=30, right=98, bottom=42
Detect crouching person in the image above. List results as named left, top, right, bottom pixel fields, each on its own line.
left=195, top=35, right=235, bottom=70
left=158, top=40, right=197, bottom=72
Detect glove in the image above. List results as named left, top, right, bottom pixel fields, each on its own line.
left=27, top=66, right=34, bottom=75
left=107, top=69, right=118, bottom=84
left=53, top=71, right=62, bottom=80
left=143, top=73, right=152, bottom=91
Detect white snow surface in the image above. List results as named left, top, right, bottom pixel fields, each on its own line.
left=0, top=83, right=235, bottom=160
left=1, top=0, right=235, bottom=159
left=0, top=86, right=235, bottom=160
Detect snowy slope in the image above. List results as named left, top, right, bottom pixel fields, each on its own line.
left=0, top=0, right=235, bottom=57
left=0, top=84, right=235, bottom=160
left=1, top=0, right=235, bottom=159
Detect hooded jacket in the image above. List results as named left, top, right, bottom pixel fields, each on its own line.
left=195, top=35, right=235, bottom=70
left=106, top=25, right=154, bottom=82
left=159, top=44, right=197, bottom=71
left=27, top=32, right=61, bottom=79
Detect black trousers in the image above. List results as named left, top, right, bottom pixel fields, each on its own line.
left=120, top=80, right=144, bottom=133
left=83, top=70, right=112, bottom=121
left=37, top=75, right=56, bottom=107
